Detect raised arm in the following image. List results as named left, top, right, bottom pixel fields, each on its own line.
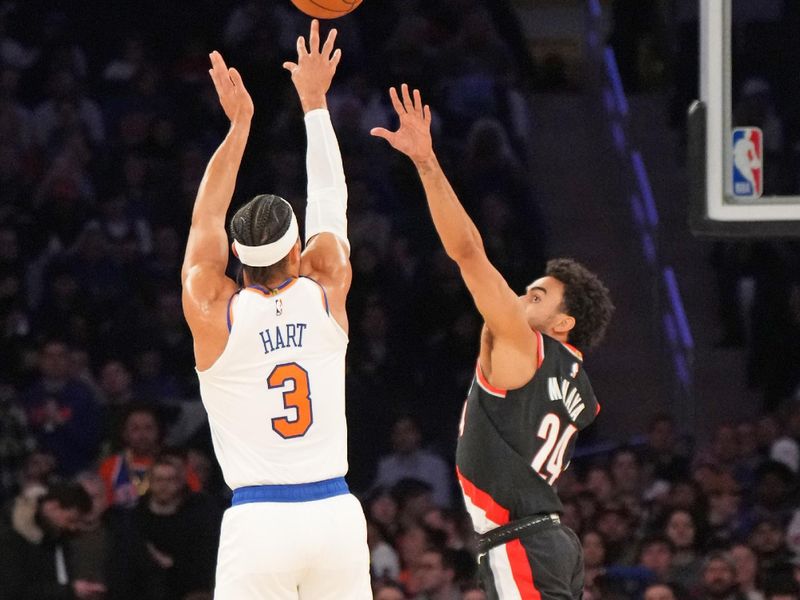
left=371, top=85, right=538, bottom=388
left=182, top=52, right=252, bottom=344
left=283, top=20, right=351, bottom=332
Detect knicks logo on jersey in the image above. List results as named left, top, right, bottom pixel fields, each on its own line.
left=547, top=377, right=585, bottom=422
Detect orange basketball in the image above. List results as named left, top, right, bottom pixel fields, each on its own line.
left=290, top=0, right=362, bottom=20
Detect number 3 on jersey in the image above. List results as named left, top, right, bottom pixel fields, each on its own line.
left=531, top=413, right=577, bottom=485
left=269, top=362, right=313, bottom=439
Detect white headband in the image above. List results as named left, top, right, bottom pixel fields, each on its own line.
left=233, top=213, right=299, bottom=267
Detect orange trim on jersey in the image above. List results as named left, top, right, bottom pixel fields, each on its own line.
left=562, top=342, right=583, bottom=361
left=595, top=402, right=601, bottom=415
left=246, top=277, right=299, bottom=298
left=476, top=360, right=507, bottom=398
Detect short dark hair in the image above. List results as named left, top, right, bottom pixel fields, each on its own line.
left=230, top=194, right=296, bottom=286
left=545, top=258, right=613, bottom=349
left=42, top=483, right=92, bottom=514
left=638, top=534, right=675, bottom=557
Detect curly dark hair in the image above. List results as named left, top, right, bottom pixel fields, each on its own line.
left=545, top=258, right=614, bottom=350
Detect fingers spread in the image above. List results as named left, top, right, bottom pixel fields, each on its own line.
left=331, top=48, right=342, bottom=69
left=424, top=105, right=431, bottom=124
left=389, top=87, right=405, bottom=115
left=297, top=35, right=308, bottom=57
left=322, top=28, right=338, bottom=59
left=309, top=19, right=320, bottom=53
left=401, top=83, right=414, bottom=113
left=370, top=127, right=394, bottom=141
left=282, top=61, right=298, bottom=73
left=413, top=89, right=423, bottom=115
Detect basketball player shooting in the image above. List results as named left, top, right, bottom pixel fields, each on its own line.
left=372, top=85, right=614, bottom=599
left=181, top=20, right=370, bottom=600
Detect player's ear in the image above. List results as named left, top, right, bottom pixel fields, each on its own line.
left=554, top=314, right=575, bottom=335
left=291, top=239, right=302, bottom=262
left=231, top=242, right=238, bottom=257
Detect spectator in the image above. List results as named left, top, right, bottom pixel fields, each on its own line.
left=644, top=582, right=680, bottom=600
left=0, top=382, right=34, bottom=502
left=375, top=417, right=453, bottom=508
left=595, top=506, right=636, bottom=565
left=411, top=547, right=460, bottom=600
left=97, top=359, right=136, bottom=427
left=638, top=535, right=675, bottom=583
left=0, top=482, right=106, bottom=599
left=461, top=584, right=488, bottom=600
left=611, top=446, right=644, bottom=498
left=131, top=349, right=182, bottom=406
left=369, top=519, right=401, bottom=582
left=23, top=339, right=100, bottom=476
left=374, top=580, right=408, bottom=600
left=582, top=530, right=608, bottom=581
left=393, top=478, right=437, bottom=530
left=730, top=543, right=766, bottom=600
left=585, top=465, right=615, bottom=505
left=707, top=474, right=745, bottom=547
left=396, top=524, right=445, bottom=591
left=98, top=404, right=161, bottom=508
left=696, top=552, right=748, bottom=600
left=421, top=507, right=472, bottom=551
left=132, top=457, right=221, bottom=599
left=747, top=463, right=796, bottom=525
left=366, top=485, right=400, bottom=543
left=749, top=516, right=793, bottom=579
left=69, top=471, right=134, bottom=598
left=641, top=414, right=690, bottom=484
left=663, top=509, right=703, bottom=589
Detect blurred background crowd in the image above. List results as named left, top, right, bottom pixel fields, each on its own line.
left=0, top=0, right=798, bottom=599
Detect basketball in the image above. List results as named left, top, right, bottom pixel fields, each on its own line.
left=290, top=0, right=362, bottom=19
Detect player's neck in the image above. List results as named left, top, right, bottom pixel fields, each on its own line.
left=246, top=274, right=296, bottom=291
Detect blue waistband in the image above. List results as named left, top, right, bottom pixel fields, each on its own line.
left=231, top=477, right=349, bottom=505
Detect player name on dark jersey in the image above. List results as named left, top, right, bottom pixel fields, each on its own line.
left=456, top=333, right=599, bottom=528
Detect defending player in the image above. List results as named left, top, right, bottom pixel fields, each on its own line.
left=372, top=85, right=614, bottom=599
left=181, top=21, right=370, bottom=599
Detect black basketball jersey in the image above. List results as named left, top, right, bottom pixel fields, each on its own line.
left=455, top=332, right=599, bottom=532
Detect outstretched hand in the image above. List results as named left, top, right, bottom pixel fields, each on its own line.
left=208, top=51, right=253, bottom=124
left=370, top=84, right=434, bottom=165
left=283, top=19, right=342, bottom=112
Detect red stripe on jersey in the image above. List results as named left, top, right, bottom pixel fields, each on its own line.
left=456, top=467, right=510, bottom=525
left=506, top=539, right=542, bottom=600
left=562, top=342, right=583, bottom=361
left=595, top=402, right=601, bottom=415
left=476, top=361, right=507, bottom=398
left=535, top=331, right=545, bottom=369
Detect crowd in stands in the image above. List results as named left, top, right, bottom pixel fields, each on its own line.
left=0, top=0, right=798, bottom=598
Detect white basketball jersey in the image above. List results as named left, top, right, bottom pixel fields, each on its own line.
left=196, top=277, right=348, bottom=490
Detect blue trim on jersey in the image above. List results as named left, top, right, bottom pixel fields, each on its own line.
left=231, top=477, right=348, bottom=505
left=248, top=278, right=296, bottom=296
left=300, top=275, right=330, bottom=315
left=226, top=292, right=237, bottom=333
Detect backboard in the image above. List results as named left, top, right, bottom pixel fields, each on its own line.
left=690, top=0, right=800, bottom=237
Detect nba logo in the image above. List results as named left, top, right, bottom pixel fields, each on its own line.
left=732, top=127, right=763, bottom=199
